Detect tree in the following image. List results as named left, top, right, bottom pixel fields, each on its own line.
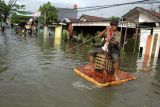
left=39, top=2, right=57, bottom=25
left=108, top=16, right=120, bottom=20
left=0, top=0, right=25, bottom=23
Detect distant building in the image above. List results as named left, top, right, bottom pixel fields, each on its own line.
left=66, top=15, right=136, bottom=43
left=60, top=14, right=137, bottom=43
left=123, top=7, right=160, bottom=60
left=61, top=18, right=77, bottom=23
left=56, top=8, right=78, bottom=21
left=123, top=7, right=160, bottom=27
left=70, top=14, right=110, bottom=40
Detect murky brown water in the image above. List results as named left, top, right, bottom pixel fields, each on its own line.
left=0, top=29, right=160, bottom=107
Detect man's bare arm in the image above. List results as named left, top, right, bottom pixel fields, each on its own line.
left=99, top=29, right=107, bottom=38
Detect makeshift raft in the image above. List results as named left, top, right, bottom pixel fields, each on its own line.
left=74, top=54, right=137, bottom=87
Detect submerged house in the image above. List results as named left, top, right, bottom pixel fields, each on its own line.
left=123, top=7, right=160, bottom=23
left=61, top=18, right=77, bottom=39
left=123, top=7, right=160, bottom=69
left=62, top=14, right=136, bottom=43
left=71, top=14, right=110, bottom=40
left=61, top=14, right=110, bottom=41
left=60, top=7, right=160, bottom=58
left=123, top=7, right=160, bottom=58
left=52, top=7, right=78, bottom=39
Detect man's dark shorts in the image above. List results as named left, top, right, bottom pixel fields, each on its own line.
left=88, top=48, right=120, bottom=62
left=88, top=48, right=104, bottom=57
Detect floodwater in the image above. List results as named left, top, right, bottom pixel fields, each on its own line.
left=0, top=29, right=160, bottom=107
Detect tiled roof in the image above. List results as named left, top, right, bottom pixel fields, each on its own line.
left=138, top=7, right=160, bottom=19
left=68, top=18, right=78, bottom=22
left=123, top=7, right=160, bottom=21
left=61, top=18, right=78, bottom=23
left=79, top=14, right=108, bottom=22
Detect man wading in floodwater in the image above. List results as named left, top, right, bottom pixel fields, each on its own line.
left=86, top=19, right=121, bottom=80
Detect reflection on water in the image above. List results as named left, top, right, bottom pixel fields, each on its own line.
left=0, top=32, right=9, bottom=73
left=0, top=29, right=160, bottom=107
left=72, top=79, right=98, bottom=90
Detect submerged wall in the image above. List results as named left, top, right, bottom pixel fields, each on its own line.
left=139, top=28, right=160, bottom=58
left=138, top=27, right=160, bottom=69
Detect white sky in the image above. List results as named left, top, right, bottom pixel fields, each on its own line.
left=4, top=0, right=160, bottom=18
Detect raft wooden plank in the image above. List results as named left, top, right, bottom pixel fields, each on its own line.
left=96, top=61, right=105, bottom=65
left=96, top=54, right=105, bottom=58
left=96, top=58, right=105, bottom=61
left=74, top=65, right=137, bottom=87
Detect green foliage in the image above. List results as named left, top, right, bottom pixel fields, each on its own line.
left=0, top=0, right=10, bottom=21
left=124, top=36, right=140, bottom=53
left=134, top=35, right=140, bottom=52
left=108, top=16, right=120, bottom=20
left=39, top=2, right=57, bottom=25
left=0, top=0, right=25, bottom=22
left=120, top=48, right=126, bottom=55
left=62, top=31, right=68, bottom=41
left=83, top=34, right=93, bottom=45
left=94, top=31, right=103, bottom=47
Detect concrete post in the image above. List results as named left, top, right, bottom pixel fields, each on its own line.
left=44, top=26, right=49, bottom=38
left=55, top=24, right=62, bottom=39
left=152, top=28, right=160, bottom=58
left=54, top=24, right=62, bottom=50
left=54, top=38, right=61, bottom=50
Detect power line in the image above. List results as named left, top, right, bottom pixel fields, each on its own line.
left=78, top=1, right=160, bottom=12
left=77, top=0, right=147, bottom=10
left=59, top=1, right=160, bottom=13
left=60, top=0, right=149, bottom=11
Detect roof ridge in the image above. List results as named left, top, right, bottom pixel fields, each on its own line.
left=137, top=7, right=160, bottom=19
left=82, top=14, right=106, bottom=19
left=123, top=7, right=160, bottom=21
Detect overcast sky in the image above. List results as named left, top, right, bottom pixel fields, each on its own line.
left=4, top=0, right=160, bottom=18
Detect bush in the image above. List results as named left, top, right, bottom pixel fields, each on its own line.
left=82, top=34, right=93, bottom=44
left=120, top=48, right=126, bottom=55
left=62, top=31, right=68, bottom=41
left=124, top=36, right=140, bottom=53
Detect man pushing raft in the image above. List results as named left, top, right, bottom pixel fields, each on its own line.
left=74, top=20, right=136, bottom=87
left=86, top=19, right=121, bottom=80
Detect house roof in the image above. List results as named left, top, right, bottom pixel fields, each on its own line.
left=68, top=18, right=77, bottom=22
left=61, top=18, right=78, bottom=23
left=123, top=7, right=160, bottom=22
left=56, top=7, right=78, bottom=21
left=61, top=14, right=108, bottom=24
left=140, top=7, right=160, bottom=19
left=78, top=14, right=108, bottom=22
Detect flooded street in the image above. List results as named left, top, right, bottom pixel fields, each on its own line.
left=0, top=29, right=160, bottom=107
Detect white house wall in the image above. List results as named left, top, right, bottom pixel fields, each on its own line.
left=137, top=29, right=151, bottom=72
left=72, top=22, right=136, bottom=28
left=153, top=28, right=160, bottom=58
left=139, top=13, right=158, bottom=22
left=72, top=22, right=110, bottom=26
left=140, top=29, right=151, bottom=55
